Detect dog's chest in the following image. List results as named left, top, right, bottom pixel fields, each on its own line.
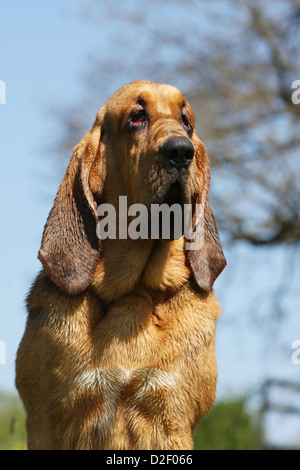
left=73, top=366, right=181, bottom=430
left=68, top=289, right=216, bottom=408
left=75, top=367, right=178, bottom=400
left=57, top=288, right=219, bottom=443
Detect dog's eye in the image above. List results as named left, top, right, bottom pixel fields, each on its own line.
left=181, top=114, right=193, bottom=136
left=130, top=110, right=147, bottom=129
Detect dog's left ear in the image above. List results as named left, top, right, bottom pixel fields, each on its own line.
left=38, top=110, right=105, bottom=295
left=186, top=138, right=226, bottom=292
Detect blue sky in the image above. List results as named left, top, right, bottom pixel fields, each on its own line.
left=0, top=1, right=299, bottom=447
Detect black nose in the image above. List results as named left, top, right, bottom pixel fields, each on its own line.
left=161, top=137, right=194, bottom=169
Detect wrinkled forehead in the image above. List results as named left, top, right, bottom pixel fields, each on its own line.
left=105, top=81, right=188, bottom=115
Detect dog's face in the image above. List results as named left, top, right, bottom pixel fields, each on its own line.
left=38, top=80, right=226, bottom=296
left=98, top=82, right=199, bottom=210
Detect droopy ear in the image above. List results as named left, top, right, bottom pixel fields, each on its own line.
left=38, top=113, right=104, bottom=295
left=186, top=139, right=226, bottom=292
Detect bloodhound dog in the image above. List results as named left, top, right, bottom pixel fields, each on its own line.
left=16, top=80, right=226, bottom=450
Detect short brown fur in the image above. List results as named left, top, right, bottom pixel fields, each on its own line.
left=16, top=81, right=226, bottom=450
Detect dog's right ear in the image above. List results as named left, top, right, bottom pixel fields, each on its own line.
left=38, top=110, right=105, bottom=295
left=186, top=137, right=226, bottom=292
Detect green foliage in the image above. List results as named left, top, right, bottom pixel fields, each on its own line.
left=0, top=392, right=26, bottom=450
left=193, top=396, right=262, bottom=450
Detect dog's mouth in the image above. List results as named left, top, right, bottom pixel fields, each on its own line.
left=148, top=179, right=191, bottom=240
left=164, top=181, right=184, bottom=206
left=164, top=169, right=193, bottom=206
left=144, top=166, right=194, bottom=240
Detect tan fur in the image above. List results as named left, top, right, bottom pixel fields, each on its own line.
left=16, top=81, right=226, bottom=450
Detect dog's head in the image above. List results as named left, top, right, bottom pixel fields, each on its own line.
left=38, top=80, right=226, bottom=295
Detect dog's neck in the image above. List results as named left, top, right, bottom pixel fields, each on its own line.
left=92, top=236, right=191, bottom=305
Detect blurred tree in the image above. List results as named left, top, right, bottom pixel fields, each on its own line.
left=193, top=396, right=263, bottom=450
